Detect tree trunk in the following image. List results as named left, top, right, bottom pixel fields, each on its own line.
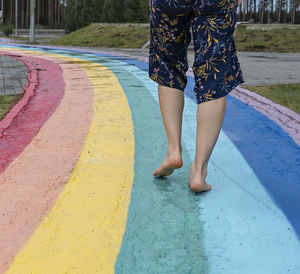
left=21, top=0, right=25, bottom=27
left=238, top=1, right=242, bottom=21
left=48, top=0, right=51, bottom=25
left=271, top=0, right=274, bottom=22
left=267, top=0, right=270, bottom=23
left=292, top=0, right=296, bottom=23
left=249, top=0, right=253, bottom=20
left=37, top=0, right=39, bottom=25
left=29, top=0, right=35, bottom=42
left=260, top=0, right=264, bottom=23
left=277, top=0, right=281, bottom=22
left=15, top=0, right=18, bottom=36
left=246, top=0, right=249, bottom=20
left=243, top=0, right=246, bottom=21
left=27, top=0, right=30, bottom=25
left=284, top=0, right=288, bottom=23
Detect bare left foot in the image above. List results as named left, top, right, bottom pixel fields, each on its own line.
left=153, top=151, right=183, bottom=177
left=189, top=163, right=211, bottom=193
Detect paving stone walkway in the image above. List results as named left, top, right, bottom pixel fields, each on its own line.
left=0, top=55, right=28, bottom=95
left=69, top=47, right=300, bottom=86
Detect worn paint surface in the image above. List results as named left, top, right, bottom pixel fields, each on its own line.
left=0, top=44, right=299, bottom=274
left=111, top=56, right=300, bottom=273
left=0, top=52, right=65, bottom=173
left=2, top=50, right=134, bottom=273
left=0, top=51, right=94, bottom=273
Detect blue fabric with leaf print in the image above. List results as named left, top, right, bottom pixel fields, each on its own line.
left=149, top=0, right=245, bottom=104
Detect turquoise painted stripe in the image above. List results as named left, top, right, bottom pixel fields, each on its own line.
left=118, top=60, right=300, bottom=274
left=102, top=57, right=209, bottom=273
left=6, top=46, right=209, bottom=273
left=4, top=45, right=300, bottom=273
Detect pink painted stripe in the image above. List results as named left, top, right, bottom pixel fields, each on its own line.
left=2, top=45, right=299, bottom=145
left=0, top=52, right=65, bottom=174
left=231, top=87, right=300, bottom=146
left=0, top=52, right=94, bottom=273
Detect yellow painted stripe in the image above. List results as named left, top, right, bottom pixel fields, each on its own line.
left=5, top=49, right=135, bottom=274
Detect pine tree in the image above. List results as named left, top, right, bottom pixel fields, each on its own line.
left=139, top=0, right=150, bottom=22
left=124, top=0, right=141, bottom=22
left=124, top=0, right=150, bottom=22
left=65, top=0, right=77, bottom=33
left=65, top=0, right=149, bottom=32
left=102, top=0, right=125, bottom=22
left=65, top=0, right=104, bottom=32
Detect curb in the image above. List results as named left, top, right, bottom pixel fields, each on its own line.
left=232, top=86, right=300, bottom=145
left=0, top=50, right=65, bottom=175
left=0, top=52, right=39, bottom=138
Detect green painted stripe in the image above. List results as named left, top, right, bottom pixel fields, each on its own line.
left=57, top=52, right=209, bottom=273
left=104, top=60, right=209, bottom=274
left=2, top=46, right=209, bottom=273
left=5, top=50, right=135, bottom=274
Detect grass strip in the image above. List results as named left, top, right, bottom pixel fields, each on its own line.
left=49, top=23, right=149, bottom=48
left=0, top=93, right=24, bottom=121
left=246, top=84, right=300, bottom=114
left=49, top=23, right=300, bottom=52
left=234, top=26, right=300, bottom=52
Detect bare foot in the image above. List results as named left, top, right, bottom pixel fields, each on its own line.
left=189, top=163, right=211, bottom=193
left=153, top=152, right=183, bottom=177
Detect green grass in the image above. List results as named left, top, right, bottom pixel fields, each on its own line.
left=0, top=93, right=24, bottom=121
left=49, top=23, right=150, bottom=48
left=49, top=23, right=300, bottom=52
left=10, top=36, right=51, bottom=41
left=234, top=26, right=300, bottom=52
left=246, top=84, right=300, bottom=114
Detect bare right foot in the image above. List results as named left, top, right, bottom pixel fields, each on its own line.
left=189, top=163, right=211, bottom=193
left=153, top=151, right=183, bottom=177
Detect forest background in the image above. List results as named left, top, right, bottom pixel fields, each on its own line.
left=65, top=0, right=150, bottom=33
left=0, top=0, right=299, bottom=32
left=65, top=0, right=300, bottom=33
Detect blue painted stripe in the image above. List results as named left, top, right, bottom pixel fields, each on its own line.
left=2, top=44, right=300, bottom=225
left=2, top=43, right=300, bottom=237
left=116, top=57, right=300, bottom=242
left=2, top=44, right=300, bottom=272
left=0, top=45, right=209, bottom=272
left=119, top=60, right=300, bottom=273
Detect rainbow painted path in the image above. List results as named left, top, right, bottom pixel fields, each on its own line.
left=0, top=44, right=300, bottom=274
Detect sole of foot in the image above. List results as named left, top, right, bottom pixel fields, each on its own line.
left=189, top=181, right=211, bottom=193
left=189, top=164, right=211, bottom=193
left=153, top=158, right=183, bottom=177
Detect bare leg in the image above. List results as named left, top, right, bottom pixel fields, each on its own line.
left=153, top=84, right=184, bottom=176
left=189, top=96, right=226, bottom=192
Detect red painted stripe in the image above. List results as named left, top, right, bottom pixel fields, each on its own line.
left=0, top=52, right=65, bottom=174
left=0, top=52, right=37, bottom=135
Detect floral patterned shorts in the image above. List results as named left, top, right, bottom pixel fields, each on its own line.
left=149, top=0, right=245, bottom=104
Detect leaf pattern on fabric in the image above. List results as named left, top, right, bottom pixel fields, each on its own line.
left=149, top=0, right=244, bottom=104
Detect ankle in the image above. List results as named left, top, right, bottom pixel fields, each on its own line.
left=167, top=144, right=182, bottom=156
left=191, top=161, right=207, bottom=180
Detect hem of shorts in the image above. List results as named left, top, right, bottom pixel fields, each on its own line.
left=195, top=76, right=245, bottom=104
left=149, top=74, right=185, bottom=92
